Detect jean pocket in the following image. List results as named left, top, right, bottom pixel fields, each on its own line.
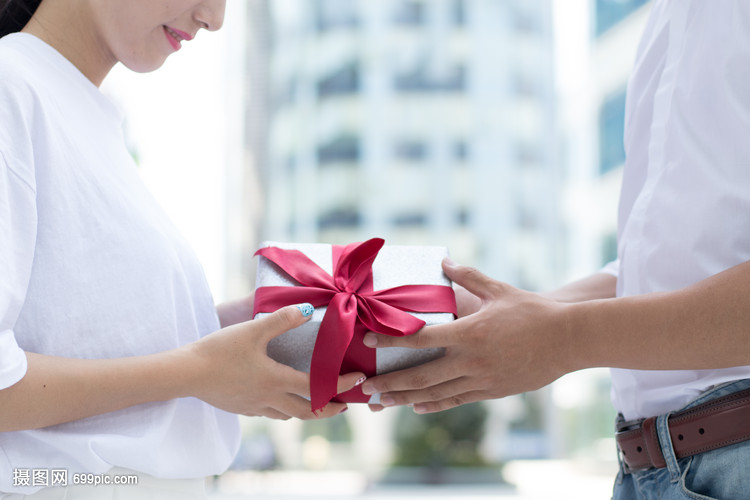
left=679, top=457, right=718, bottom=500
left=679, top=442, right=750, bottom=500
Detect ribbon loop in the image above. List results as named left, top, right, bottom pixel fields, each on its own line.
left=253, top=239, right=457, bottom=412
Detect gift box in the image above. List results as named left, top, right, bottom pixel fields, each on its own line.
left=253, top=238, right=457, bottom=411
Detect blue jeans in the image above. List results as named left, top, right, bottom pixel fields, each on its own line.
left=612, top=379, right=750, bottom=500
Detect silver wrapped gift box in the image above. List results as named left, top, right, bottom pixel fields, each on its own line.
left=253, top=241, right=456, bottom=404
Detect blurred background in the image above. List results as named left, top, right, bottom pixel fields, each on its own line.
left=102, top=0, right=651, bottom=497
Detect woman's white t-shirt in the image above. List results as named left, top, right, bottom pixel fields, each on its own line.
left=0, top=33, right=239, bottom=494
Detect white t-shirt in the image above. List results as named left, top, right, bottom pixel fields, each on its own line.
left=0, top=33, right=239, bottom=494
left=608, top=0, right=750, bottom=420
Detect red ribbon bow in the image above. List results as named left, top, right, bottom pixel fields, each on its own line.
left=253, top=238, right=457, bottom=412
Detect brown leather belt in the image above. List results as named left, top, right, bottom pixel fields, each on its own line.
left=615, top=387, right=750, bottom=472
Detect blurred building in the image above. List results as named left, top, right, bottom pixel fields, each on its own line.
left=559, top=0, right=651, bottom=285
left=230, top=0, right=654, bottom=471
left=259, top=0, right=558, bottom=291
left=549, top=0, right=651, bottom=460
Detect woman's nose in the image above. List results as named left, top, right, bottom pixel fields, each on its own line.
left=194, top=0, right=226, bottom=32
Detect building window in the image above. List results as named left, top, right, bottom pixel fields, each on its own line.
left=595, top=0, right=649, bottom=37
left=602, top=232, right=618, bottom=265
left=318, top=62, right=360, bottom=98
left=452, top=0, right=466, bottom=26
left=316, top=0, right=358, bottom=32
left=393, top=0, right=425, bottom=26
left=512, top=73, right=538, bottom=98
left=394, top=140, right=428, bottom=161
left=392, top=213, right=428, bottom=227
left=456, top=208, right=470, bottom=226
left=394, top=63, right=466, bottom=93
left=454, top=141, right=468, bottom=161
left=514, top=13, right=538, bottom=34
left=318, top=207, right=361, bottom=229
left=317, top=135, right=360, bottom=165
left=599, top=90, right=626, bottom=175
left=515, top=142, right=541, bottom=167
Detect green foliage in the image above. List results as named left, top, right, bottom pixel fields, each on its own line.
left=392, top=402, right=488, bottom=467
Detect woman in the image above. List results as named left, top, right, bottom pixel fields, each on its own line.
left=0, top=0, right=364, bottom=497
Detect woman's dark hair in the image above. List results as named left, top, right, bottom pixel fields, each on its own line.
left=0, top=0, right=42, bottom=39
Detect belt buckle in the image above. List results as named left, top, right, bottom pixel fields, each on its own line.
left=616, top=417, right=644, bottom=433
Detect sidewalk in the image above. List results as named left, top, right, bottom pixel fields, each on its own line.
left=208, top=459, right=617, bottom=500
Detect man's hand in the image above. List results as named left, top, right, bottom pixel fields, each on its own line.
left=361, top=259, right=572, bottom=414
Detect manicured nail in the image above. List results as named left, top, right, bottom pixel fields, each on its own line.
left=361, top=383, right=375, bottom=395
left=363, top=333, right=377, bottom=347
left=338, top=407, right=348, bottom=414
left=355, top=376, right=367, bottom=386
left=443, top=257, right=456, bottom=267
left=296, top=303, right=314, bottom=317
left=381, top=395, right=395, bottom=407
left=413, top=404, right=427, bottom=414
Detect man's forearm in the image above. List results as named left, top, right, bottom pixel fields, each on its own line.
left=541, top=272, right=617, bottom=303
left=567, top=260, right=750, bottom=372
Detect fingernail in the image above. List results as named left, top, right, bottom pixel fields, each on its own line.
left=296, top=303, right=314, bottom=317
left=413, top=404, right=427, bottom=414
left=443, top=257, right=456, bottom=267
left=381, top=395, right=395, bottom=407
left=338, top=406, right=348, bottom=414
left=363, top=333, right=377, bottom=347
left=355, top=376, right=367, bottom=386
left=361, top=383, right=375, bottom=395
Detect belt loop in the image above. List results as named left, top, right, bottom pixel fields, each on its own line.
left=656, top=413, right=680, bottom=481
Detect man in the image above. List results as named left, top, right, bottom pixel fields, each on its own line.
left=361, top=1, right=750, bottom=497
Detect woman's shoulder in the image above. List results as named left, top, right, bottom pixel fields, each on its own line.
left=0, top=35, right=42, bottom=104
left=0, top=36, right=43, bottom=186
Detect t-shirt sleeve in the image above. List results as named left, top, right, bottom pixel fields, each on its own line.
left=600, top=258, right=620, bottom=279
left=0, top=150, right=36, bottom=389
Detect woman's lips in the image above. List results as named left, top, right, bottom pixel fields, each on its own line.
left=163, top=26, right=193, bottom=51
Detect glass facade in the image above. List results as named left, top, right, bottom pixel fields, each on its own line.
left=595, top=0, right=649, bottom=36
left=599, top=89, right=626, bottom=175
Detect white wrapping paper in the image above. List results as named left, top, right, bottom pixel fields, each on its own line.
left=254, top=242, right=455, bottom=383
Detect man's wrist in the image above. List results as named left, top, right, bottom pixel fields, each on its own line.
left=556, top=299, right=602, bottom=374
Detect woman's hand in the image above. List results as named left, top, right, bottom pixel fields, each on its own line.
left=187, top=303, right=365, bottom=420
left=361, top=260, right=573, bottom=414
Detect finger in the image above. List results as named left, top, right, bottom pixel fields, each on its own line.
left=442, top=258, right=500, bottom=300
left=363, top=321, right=463, bottom=350
left=412, top=390, right=487, bottom=414
left=368, top=404, right=385, bottom=412
left=337, top=372, right=367, bottom=395
left=255, top=303, right=314, bottom=342
left=271, top=362, right=312, bottom=398
left=271, top=392, right=348, bottom=420
left=253, top=407, right=292, bottom=420
left=377, top=376, right=479, bottom=408
left=360, top=356, right=457, bottom=396
left=312, top=402, right=348, bottom=420
left=272, top=365, right=362, bottom=416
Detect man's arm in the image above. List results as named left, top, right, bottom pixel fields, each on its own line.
left=360, top=259, right=750, bottom=413
left=539, top=272, right=616, bottom=303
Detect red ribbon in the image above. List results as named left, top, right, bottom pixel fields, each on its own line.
left=253, top=238, right=457, bottom=412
